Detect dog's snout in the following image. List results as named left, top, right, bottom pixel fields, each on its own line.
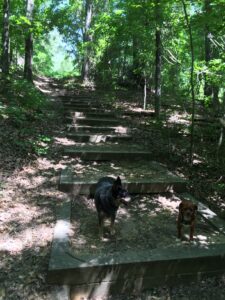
left=121, top=194, right=131, bottom=204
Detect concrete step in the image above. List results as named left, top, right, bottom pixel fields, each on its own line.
left=63, top=103, right=102, bottom=109
left=64, top=144, right=151, bottom=160
left=64, top=109, right=155, bottom=120
left=66, top=117, right=125, bottom=126
left=124, top=110, right=155, bottom=117
left=47, top=194, right=225, bottom=296
left=66, top=125, right=131, bottom=134
left=64, top=107, right=111, bottom=113
left=66, top=111, right=116, bottom=119
left=59, top=95, right=98, bottom=101
left=66, top=132, right=132, bottom=143
left=63, top=99, right=100, bottom=104
left=59, top=161, right=187, bottom=194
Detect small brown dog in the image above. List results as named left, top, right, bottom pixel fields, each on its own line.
left=177, top=200, right=198, bottom=241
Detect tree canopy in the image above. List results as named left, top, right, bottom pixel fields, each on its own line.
left=0, top=0, right=224, bottom=101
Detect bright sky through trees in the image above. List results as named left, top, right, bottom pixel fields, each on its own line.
left=48, top=28, right=74, bottom=73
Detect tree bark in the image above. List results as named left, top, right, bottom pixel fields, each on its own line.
left=24, top=0, right=34, bottom=82
left=181, top=0, right=195, bottom=166
left=154, top=28, right=162, bottom=118
left=1, top=0, right=10, bottom=75
left=82, top=0, right=93, bottom=83
left=204, top=0, right=213, bottom=98
left=154, top=0, right=162, bottom=119
left=143, top=76, right=147, bottom=110
left=132, top=35, right=139, bottom=83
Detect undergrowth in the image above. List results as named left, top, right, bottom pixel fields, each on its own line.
left=0, top=76, right=53, bottom=156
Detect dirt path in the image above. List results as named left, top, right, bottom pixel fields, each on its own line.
left=0, top=77, right=69, bottom=299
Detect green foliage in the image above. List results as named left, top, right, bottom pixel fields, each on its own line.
left=6, top=79, right=46, bottom=112
left=212, top=183, right=225, bottom=194
left=33, top=38, right=54, bottom=76
left=0, top=76, right=53, bottom=156
left=32, top=134, right=52, bottom=155
left=208, top=58, right=225, bottom=87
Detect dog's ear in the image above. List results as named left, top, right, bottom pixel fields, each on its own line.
left=115, top=176, right=121, bottom=185
left=112, top=177, right=121, bottom=194
left=179, top=202, right=183, bottom=211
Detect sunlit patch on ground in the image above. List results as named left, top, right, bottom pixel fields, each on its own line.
left=130, top=107, right=154, bottom=113
left=34, top=79, right=53, bottom=94
left=0, top=131, right=68, bottom=261
left=114, top=126, right=129, bottom=134
left=0, top=225, right=53, bottom=254
left=167, top=112, right=190, bottom=125
left=54, top=137, right=76, bottom=146
left=17, top=175, right=46, bottom=189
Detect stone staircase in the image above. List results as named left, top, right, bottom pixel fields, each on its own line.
left=47, top=91, right=225, bottom=299
left=59, top=95, right=186, bottom=193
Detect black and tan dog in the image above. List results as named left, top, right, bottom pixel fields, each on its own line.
left=177, top=200, right=198, bottom=241
left=94, top=176, right=130, bottom=237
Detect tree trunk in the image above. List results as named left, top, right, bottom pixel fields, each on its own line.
left=204, top=0, right=213, bottom=98
left=82, top=0, right=93, bottom=83
left=15, top=47, right=18, bottom=67
left=181, top=0, right=195, bottom=166
left=212, top=86, right=219, bottom=114
left=154, top=28, right=162, bottom=119
left=204, top=0, right=220, bottom=114
left=1, top=0, right=10, bottom=75
left=143, top=76, right=147, bottom=110
left=9, top=39, right=13, bottom=64
left=154, top=0, right=162, bottom=119
left=132, top=35, right=139, bottom=83
left=24, top=0, right=34, bottom=82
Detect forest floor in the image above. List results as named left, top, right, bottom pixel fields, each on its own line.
left=0, top=76, right=225, bottom=299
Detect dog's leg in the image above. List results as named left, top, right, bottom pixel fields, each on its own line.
left=98, top=213, right=104, bottom=237
left=190, top=222, right=195, bottom=241
left=177, top=222, right=182, bottom=239
left=110, top=215, right=116, bottom=236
